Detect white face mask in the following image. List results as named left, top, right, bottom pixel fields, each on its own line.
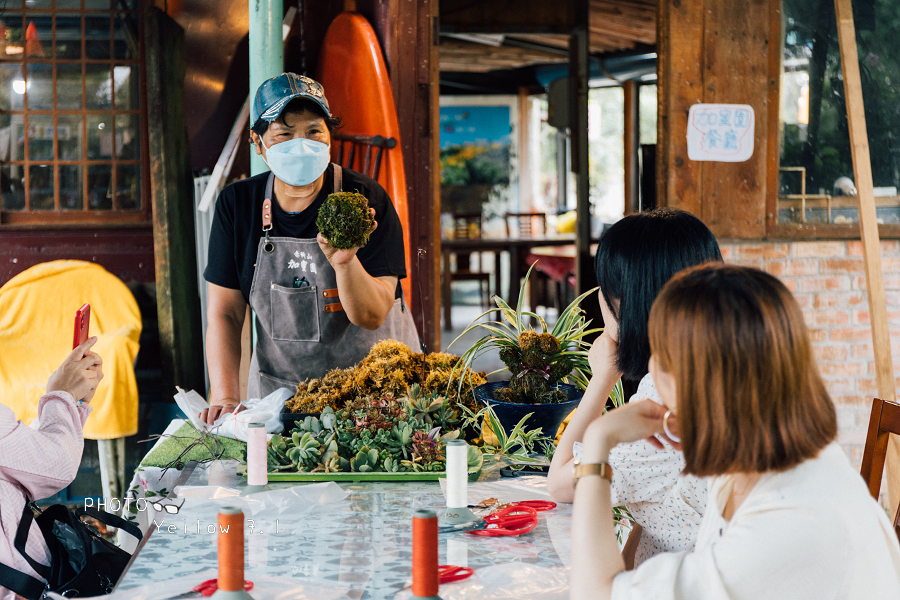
left=260, top=136, right=330, bottom=187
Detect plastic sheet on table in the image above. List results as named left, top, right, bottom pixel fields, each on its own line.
left=394, top=563, right=569, bottom=600
left=47, top=568, right=351, bottom=600
left=440, top=475, right=552, bottom=505
left=173, top=481, right=349, bottom=516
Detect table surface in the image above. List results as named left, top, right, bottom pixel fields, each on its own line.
left=118, top=459, right=573, bottom=599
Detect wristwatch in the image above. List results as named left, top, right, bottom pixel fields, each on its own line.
left=572, top=459, right=613, bottom=487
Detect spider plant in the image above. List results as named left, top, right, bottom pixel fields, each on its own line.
left=448, top=264, right=601, bottom=403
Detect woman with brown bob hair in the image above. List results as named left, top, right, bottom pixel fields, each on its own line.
left=570, top=264, right=900, bottom=600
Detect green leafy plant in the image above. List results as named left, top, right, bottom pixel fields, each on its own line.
left=449, top=264, right=600, bottom=403
left=315, top=191, right=375, bottom=250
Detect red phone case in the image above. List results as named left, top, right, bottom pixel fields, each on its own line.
left=73, top=304, right=91, bottom=350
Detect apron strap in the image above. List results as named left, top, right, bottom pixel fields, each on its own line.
left=334, top=164, right=342, bottom=193
left=262, top=172, right=275, bottom=229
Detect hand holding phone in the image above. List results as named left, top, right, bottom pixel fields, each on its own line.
left=73, top=304, right=91, bottom=351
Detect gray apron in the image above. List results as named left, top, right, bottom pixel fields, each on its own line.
left=247, top=165, right=421, bottom=399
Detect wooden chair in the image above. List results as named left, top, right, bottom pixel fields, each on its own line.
left=333, top=132, right=396, bottom=180
left=447, top=213, right=492, bottom=316
left=504, top=211, right=548, bottom=238
left=860, top=397, right=900, bottom=541
left=621, top=522, right=643, bottom=571
left=505, top=212, right=555, bottom=312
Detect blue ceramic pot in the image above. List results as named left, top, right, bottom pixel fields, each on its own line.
left=473, top=381, right=584, bottom=439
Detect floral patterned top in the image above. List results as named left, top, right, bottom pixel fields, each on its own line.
left=573, top=373, right=708, bottom=566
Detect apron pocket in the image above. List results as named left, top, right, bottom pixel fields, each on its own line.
left=270, top=283, right=321, bottom=342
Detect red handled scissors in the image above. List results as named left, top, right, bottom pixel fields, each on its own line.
left=165, top=579, right=254, bottom=599
left=464, top=505, right=538, bottom=536
left=497, top=500, right=556, bottom=512
left=439, top=565, right=474, bottom=583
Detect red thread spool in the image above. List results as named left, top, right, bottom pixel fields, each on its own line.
left=412, top=509, right=439, bottom=597
left=217, top=507, right=245, bottom=592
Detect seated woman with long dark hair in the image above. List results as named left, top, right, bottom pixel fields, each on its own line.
left=570, top=264, right=900, bottom=599
left=548, top=208, right=722, bottom=564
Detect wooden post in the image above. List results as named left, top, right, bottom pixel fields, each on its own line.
left=623, top=80, right=639, bottom=215
left=834, top=0, right=899, bottom=512
left=146, top=8, right=205, bottom=396
left=388, top=0, right=440, bottom=352
left=518, top=87, right=533, bottom=211
left=570, top=0, right=591, bottom=296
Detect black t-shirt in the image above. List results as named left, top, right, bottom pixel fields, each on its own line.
left=204, top=165, right=406, bottom=300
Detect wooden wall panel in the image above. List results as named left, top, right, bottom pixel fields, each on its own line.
left=0, top=227, right=155, bottom=285
left=699, top=0, right=768, bottom=238
left=658, top=0, right=773, bottom=239
left=658, top=0, right=705, bottom=219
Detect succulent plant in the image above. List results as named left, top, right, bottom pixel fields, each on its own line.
left=320, top=406, right=337, bottom=430
left=285, top=432, right=322, bottom=471
left=350, top=446, right=380, bottom=473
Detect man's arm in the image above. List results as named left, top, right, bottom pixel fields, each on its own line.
left=317, top=210, right=397, bottom=330
left=202, top=283, right=247, bottom=423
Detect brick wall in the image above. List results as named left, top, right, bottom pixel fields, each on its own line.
left=719, top=240, right=900, bottom=474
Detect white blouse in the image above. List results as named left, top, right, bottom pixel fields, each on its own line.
left=574, top=374, right=707, bottom=565
left=611, top=443, right=900, bottom=600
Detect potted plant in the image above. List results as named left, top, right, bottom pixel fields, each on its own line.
left=449, top=265, right=600, bottom=438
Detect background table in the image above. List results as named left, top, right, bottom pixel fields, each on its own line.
left=441, top=235, right=584, bottom=329
left=118, top=457, right=573, bottom=600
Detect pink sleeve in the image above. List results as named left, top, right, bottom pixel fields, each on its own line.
left=0, top=391, right=91, bottom=501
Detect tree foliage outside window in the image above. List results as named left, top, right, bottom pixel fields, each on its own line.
left=779, top=0, right=900, bottom=224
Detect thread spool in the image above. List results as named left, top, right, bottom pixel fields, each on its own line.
left=211, top=507, right=253, bottom=600
left=412, top=509, right=441, bottom=599
left=438, top=441, right=476, bottom=526
left=241, top=422, right=270, bottom=496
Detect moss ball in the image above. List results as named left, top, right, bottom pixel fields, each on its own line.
left=316, top=192, right=375, bottom=250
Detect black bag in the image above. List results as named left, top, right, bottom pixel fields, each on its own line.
left=0, top=502, right=142, bottom=599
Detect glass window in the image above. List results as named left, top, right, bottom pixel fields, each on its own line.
left=0, top=0, right=145, bottom=219
left=56, top=15, right=83, bottom=59
left=778, top=0, right=900, bottom=225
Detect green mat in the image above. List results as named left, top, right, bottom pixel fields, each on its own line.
left=140, top=422, right=247, bottom=468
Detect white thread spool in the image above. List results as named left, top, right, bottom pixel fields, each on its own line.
left=445, top=440, right=467, bottom=509
left=246, top=422, right=268, bottom=488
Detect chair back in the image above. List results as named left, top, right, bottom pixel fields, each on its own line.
left=333, top=132, right=396, bottom=180
left=860, top=397, right=900, bottom=541
left=505, top=212, right=547, bottom=237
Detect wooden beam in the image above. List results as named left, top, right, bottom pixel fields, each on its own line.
left=146, top=7, right=205, bottom=395
left=518, top=87, right=533, bottom=211
left=571, top=0, right=592, bottom=297
left=834, top=0, right=898, bottom=512
left=624, top=80, right=639, bottom=215
left=440, top=0, right=575, bottom=33
left=388, top=0, right=440, bottom=352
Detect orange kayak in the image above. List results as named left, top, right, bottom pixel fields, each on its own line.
left=316, top=12, right=413, bottom=306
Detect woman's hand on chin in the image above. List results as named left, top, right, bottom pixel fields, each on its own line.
left=582, top=399, right=677, bottom=461
left=588, top=330, right=619, bottom=376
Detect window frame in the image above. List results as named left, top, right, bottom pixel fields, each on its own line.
left=0, top=0, right=150, bottom=226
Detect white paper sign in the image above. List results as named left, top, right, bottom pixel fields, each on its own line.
left=687, top=103, right=755, bottom=162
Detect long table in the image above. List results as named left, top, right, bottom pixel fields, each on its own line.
left=117, top=445, right=573, bottom=599
left=441, top=235, right=586, bottom=330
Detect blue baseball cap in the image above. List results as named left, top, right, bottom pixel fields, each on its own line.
left=251, top=73, right=331, bottom=128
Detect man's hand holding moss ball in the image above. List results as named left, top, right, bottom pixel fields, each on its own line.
left=316, top=192, right=378, bottom=266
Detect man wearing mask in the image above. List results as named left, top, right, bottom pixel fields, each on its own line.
left=201, top=73, right=419, bottom=424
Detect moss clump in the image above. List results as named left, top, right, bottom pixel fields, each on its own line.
left=316, top=191, right=375, bottom=250
left=287, top=340, right=487, bottom=414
